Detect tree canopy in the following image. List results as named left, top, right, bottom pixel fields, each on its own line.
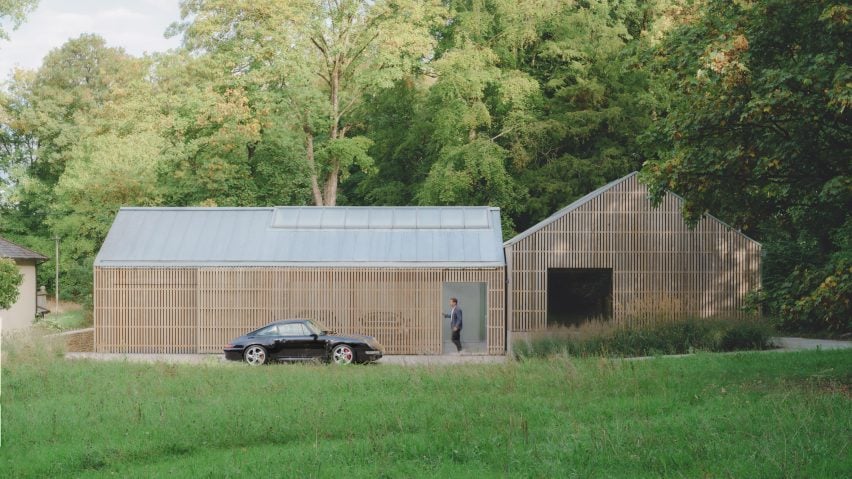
left=0, top=0, right=848, bottom=332
left=642, top=0, right=851, bottom=331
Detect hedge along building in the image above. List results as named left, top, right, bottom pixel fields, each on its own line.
left=504, top=172, right=762, bottom=335
left=94, top=206, right=506, bottom=355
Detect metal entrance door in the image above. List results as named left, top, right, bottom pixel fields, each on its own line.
left=441, top=282, right=487, bottom=354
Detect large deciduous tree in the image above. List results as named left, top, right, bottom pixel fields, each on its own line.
left=1, top=35, right=162, bottom=300
left=641, top=0, right=851, bottom=331
left=357, top=0, right=658, bottom=234
left=171, top=0, right=445, bottom=206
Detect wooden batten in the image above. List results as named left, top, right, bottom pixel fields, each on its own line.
left=95, top=267, right=505, bottom=355
left=506, top=174, right=762, bottom=332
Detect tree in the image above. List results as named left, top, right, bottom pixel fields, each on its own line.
left=511, top=0, right=657, bottom=230
left=149, top=51, right=313, bottom=208
left=1, top=35, right=158, bottom=300
left=171, top=0, right=446, bottom=206
left=413, top=42, right=533, bottom=234
left=641, top=1, right=851, bottom=332
left=355, top=0, right=657, bottom=235
left=0, top=0, right=38, bottom=41
left=0, top=258, right=22, bottom=310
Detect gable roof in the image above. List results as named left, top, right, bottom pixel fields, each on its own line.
left=95, top=206, right=505, bottom=267
left=0, top=236, right=48, bottom=262
left=504, top=172, right=760, bottom=247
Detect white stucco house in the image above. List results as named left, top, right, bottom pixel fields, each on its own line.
left=0, top=236, right=48, bottom=331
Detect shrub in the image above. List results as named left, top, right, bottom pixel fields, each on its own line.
left=0, top=258, right=23, bottom=309
left=719, top=322, right=773, bottom=351
left=513, top=316, right=774, bottom=359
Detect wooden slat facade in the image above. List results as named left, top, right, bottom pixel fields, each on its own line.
left=95, top=267, right=505, bottom=355
left=505, top=174, right=761, bottom=332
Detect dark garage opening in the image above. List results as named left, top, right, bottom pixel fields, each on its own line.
left=547, top=268, right=613, bottom=327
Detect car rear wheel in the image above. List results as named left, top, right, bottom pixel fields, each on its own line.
left=331, top=344, right=354, bottom=365
left=244, top=345, right=267, bottom=366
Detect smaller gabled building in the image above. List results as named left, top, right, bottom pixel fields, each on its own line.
left=504, top=173, right=761, bottom=333
left=0, top=237, right=48, bottom=331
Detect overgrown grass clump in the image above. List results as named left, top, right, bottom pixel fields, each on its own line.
left=1, top=335, right=850, bottom=478
left=34, top=308, right=90, bottom=331
left=514, top=317, right=774, bottom=359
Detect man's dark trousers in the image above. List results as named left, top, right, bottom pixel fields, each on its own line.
left=451, top=329, right=462, bottom=352
left=446, top=306, right=463, bottom=352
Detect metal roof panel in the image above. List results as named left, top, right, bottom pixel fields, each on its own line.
left=96, top=206, right=505, bottom=267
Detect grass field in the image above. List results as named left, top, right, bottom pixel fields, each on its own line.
left=1, top=342, right=850, bottom=478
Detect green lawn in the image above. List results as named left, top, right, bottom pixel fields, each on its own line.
left=1, top=345, right=850, bottom=478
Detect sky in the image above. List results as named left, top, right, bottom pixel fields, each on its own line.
left=0, top=0, right=182, bottom=80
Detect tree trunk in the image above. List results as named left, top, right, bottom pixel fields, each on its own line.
left=305, top=132, right=324, bottom=206
left=323, top=57, right=342, bottom=206
left=323, top=169, right=339, bottom=206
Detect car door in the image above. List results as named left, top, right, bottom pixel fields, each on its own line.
left=300, top=322, right=328, bottom=359
left=251, top=325, right=288, bottom=358
left=275, top=323, right=312, bottom=358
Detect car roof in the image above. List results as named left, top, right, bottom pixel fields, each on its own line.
left=270, top=319, right=312, bottom=325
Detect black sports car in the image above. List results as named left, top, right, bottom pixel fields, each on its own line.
left=223, top=319, right=384, bottom=365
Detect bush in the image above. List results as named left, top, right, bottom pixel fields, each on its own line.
left=719, top=322, right=774, bottom=351
left=513, top=317, right=774, bottom=359
left=0, top=257, right=23, bottom=309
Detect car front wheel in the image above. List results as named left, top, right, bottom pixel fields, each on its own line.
left=331, top=344, right=354, bottom=365
left=244, top=345, right=267, bottom=366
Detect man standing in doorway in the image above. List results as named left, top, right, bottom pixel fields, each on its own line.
left=444, top=297, right=463, bottom=353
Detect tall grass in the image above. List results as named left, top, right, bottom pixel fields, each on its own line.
left=1, top=335, right=849, bottom=478
left=513, top=316, right=774, bottom=359
left=34, top=305, right=90, bottom=332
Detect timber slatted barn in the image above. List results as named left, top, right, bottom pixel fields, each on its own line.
left=504, top=172, right=762, bottom=334
left=94, top=173, right=763, bottom=355
left=94, top=207, right=506, bottom=355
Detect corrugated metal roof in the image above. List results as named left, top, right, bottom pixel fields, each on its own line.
left=95, top=206, right=505, bottom=267
left=0, top=236, right=48, bottom=262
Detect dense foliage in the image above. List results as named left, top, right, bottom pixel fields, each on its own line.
left=642, top=0, right=851, bottom=332
left=0, top=1, right=848, bottom=332
left=0, top=257, right=22, bottom=309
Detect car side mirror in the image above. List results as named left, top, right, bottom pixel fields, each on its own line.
left=311, top=333, right=318, bottom=340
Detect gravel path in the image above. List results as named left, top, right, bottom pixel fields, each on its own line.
left=772, top=337, right=852, bottom=351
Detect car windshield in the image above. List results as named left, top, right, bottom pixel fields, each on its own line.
left=303, top=319, right=324, bottom=335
